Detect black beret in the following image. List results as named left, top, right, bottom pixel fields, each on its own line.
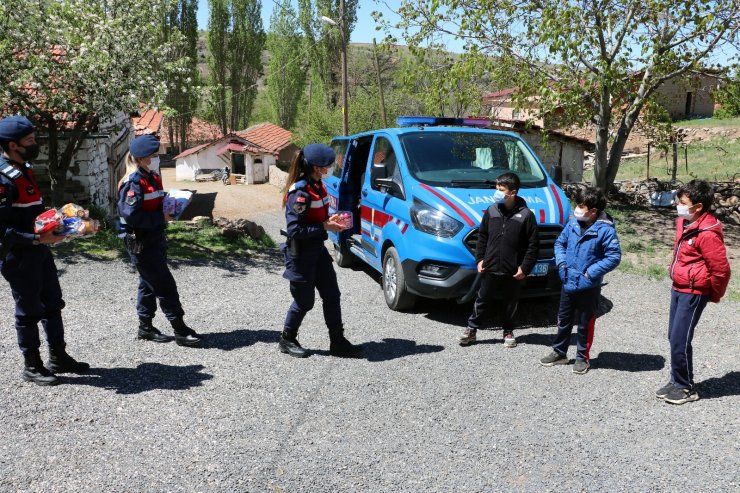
left=0, top=116, right=36, bottom=142
left=129, top=135, right=160, bottom=158
left=303, top=143, right=335, bottom=167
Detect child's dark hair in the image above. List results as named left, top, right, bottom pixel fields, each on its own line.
left=574, top=187, right=607, bottom=213
left=676, top=179, right=714, bottom=213
left=496, top=172, right=520, bottom=191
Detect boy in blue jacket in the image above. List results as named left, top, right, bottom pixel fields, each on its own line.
left=540, top=187, right=621, bottom=374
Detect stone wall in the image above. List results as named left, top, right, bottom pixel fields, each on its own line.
left=269, top=164, right=288, bottom=191
left=33, top=112, right=132, bottom=210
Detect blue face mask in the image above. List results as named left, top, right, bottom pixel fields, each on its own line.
left=492, top=190, right=508, bottom=204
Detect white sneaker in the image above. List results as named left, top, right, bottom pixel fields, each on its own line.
left=503, top=331, right=517, bottom=348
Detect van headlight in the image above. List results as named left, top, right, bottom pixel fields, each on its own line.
left=410, top=198, right=463, bottom=238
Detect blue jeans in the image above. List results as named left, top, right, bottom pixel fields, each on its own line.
left=552, top=287, right=600, bottom=362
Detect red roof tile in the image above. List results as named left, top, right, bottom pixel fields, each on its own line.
left=159, top=117, right=223, bottom=146
left=132, top=108, right=164, bottom=136
left=236, top=122, right=293, bottom=154
left=173, top=134, right=272, bottom=160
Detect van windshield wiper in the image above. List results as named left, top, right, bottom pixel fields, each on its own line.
left=449, top=179, right=497, bottom=188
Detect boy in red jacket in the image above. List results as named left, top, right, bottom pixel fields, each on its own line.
left=656, top=180, right=731, bottom=405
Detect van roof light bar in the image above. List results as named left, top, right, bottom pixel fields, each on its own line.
left=396, top=116, right=491, bottom=128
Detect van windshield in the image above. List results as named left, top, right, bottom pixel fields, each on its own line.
left=398, top=131, right=547, bottom=188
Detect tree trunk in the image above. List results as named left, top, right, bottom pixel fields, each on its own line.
left=48, top=115, right=91, bottom=206
left=590, top=86, right=612, bottom=192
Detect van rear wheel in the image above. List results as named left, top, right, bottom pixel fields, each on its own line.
left=383, top=247, right=416, bottom=311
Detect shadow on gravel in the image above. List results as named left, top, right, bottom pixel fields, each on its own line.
left=312, top=338, right=444, bottom=362
left=698, top=371, right=740, bottom=400
left=202, top=329, right=279, bottom=351
left=67, top=363, right=213, bottom=394
left=591, top=352, right=665, bottom=372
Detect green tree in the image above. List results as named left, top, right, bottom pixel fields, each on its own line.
left=163, top=0, right=200, bottom=153
left=0, top=0, right=186, bottom=205
left=228, top=0, right=265, bottom=131
left=714, top=69, right=740, bottom=118
left=207, top=0, right=230, bottom=134
left=266, top=0, right=306, bottom=129
left=298, top=0, right=358, bottom=108
left=382, top=0, right=739, bottom=191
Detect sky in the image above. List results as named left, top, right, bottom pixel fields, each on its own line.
left=196, top=0, right=466, bottom=51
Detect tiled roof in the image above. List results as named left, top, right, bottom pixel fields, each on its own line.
left=132, top=108, right=164, bottom=136
left=160, top=117, right=223, bottom=146
left=173, top=134, right=272, bottom=160
left=483, top=88, right=517, bottom=100
left=236, top=122, right=293, bottom=154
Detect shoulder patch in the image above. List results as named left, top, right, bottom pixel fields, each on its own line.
left=127, top=190, right=136, bottom=197
left=296, top=196, right=306, bottom=203
left=0, top=164, right=22, bottom=180
left=126, top=195, right=138, bottom=206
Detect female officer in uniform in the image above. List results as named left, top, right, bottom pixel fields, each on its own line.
left=0, top=116, right=88, bottom=386
left=279, top=144, right=361, bottom=358
left=117, top=135, right=201, bottom=347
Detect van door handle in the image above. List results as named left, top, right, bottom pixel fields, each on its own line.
left=362, top=189, right=368, bottom=197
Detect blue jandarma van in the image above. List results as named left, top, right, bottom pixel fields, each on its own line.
left=325, top=116, right=570, bottom=311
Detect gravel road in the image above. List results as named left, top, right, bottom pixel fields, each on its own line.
left=0, top=205, right=737, bottom=492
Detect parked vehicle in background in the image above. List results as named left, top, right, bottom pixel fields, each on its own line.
left=325, top=117, right=570, bottom=311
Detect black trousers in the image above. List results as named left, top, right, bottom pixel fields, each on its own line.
left=467, top=273, right=522, bottom=332
left=127, top=232, right=184, bottom=321
left=283, top=247, right=342, bottom=337
left=1, top=246, right=65, bottom=355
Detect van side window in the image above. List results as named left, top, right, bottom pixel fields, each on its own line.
left=331, top=140, right=349, bottom=178
left=370, top=137, right=397, bottom=191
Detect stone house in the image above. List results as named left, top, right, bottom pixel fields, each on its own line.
left=489, top=118, right=595, bottom=183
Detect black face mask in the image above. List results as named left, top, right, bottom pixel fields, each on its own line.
left=18, top=143, right=40, bottom=162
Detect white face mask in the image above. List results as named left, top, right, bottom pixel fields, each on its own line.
left=676, top=204, right=692, bottom=218
left=573, top=207, right=587, bottom=219
left=148, top=156, right=160, bottom=174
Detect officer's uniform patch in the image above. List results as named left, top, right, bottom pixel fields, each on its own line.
left=126, top=190, right=138, bottom=206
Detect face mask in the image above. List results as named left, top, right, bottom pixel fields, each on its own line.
left=493, top=190, right=508, bottom=204
left=676, top=204, right=692, bottom=218
left=573, top=208, right=587, bottom=219
left=148, top=157, right=160, bottom=174
left=18, top=143, right=40, bottom=162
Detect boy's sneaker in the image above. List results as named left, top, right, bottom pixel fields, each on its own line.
left=663, top=386, right=699, bottom=405
left=572, top=359, right=590, bottom=374
left=655, top=381, right=676, bottom=399
left=503, top=331, right=516, bottom=348
left=540, top=351, right=568, bottom=367
left=458, top=328, right=477, bottom=346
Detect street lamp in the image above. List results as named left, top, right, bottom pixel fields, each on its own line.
left=321, top=4, right=349, bottom=136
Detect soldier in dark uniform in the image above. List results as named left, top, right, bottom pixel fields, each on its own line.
left=0, top=116, right=89, bottom=386
left=279, top=144, right=362, bottom=358
left=117, top=135, right=201, bottom=347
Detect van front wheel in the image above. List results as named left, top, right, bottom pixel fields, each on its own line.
left=383, top=247, right=416, bottom=311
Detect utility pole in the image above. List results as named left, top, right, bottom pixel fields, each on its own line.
left=339, top=0, right=349, bottom=136
left=372, top=38, right=388, bottom=127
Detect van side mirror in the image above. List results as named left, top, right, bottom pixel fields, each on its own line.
left=370, top=162, right=387, bottom=183
left=374, top=177, right=405, bottom=199
left=551, top=165, right=563, bottom=186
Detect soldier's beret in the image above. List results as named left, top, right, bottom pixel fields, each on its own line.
left=303, top=143, right=335, bottom=167
left=0, top=116, right=36, bottom=142
left=130, top=135, right=160, bottom=158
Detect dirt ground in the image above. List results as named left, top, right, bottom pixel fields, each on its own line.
left=159, top=167, right=283, bottom=220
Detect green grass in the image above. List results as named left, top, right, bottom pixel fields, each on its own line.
left=55, top=221, right=276, bottom=261
left=583, top=137, right=740, bottom=183
left=672, top=116, right=740, bottom=128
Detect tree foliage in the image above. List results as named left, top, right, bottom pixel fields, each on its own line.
left=714, top=69, right=740, bottom=118
left=163, top=0, right=200, bottom=154
left=380, top=0, right=740, bottom=191
left=0, top=0, right=186, bottom=204
left=266, top=0, right=306, bottom=129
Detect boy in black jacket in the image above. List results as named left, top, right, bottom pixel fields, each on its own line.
left=459, top=173, right=539, bottom=347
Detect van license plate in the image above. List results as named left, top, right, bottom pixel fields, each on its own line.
left=529, top=262, right=549, bottom=277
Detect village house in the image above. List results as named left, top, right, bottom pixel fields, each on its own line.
left=236, top=122, right=297, bottom=169
left=159, top=116, right=223, bottom=157
left=174, top=133, right=275, bottom=184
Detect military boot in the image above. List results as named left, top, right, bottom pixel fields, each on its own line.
left=278, top=331, right=308, bottom=358
left=23, top=351, right=59, bottom=386
left=138, top=317, right=174, bottom=343
left=170, top=318, right=202, bottom=347
left=329, top=331, right=362, bottom=358
left=47, top=345, right=90, bottom=374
